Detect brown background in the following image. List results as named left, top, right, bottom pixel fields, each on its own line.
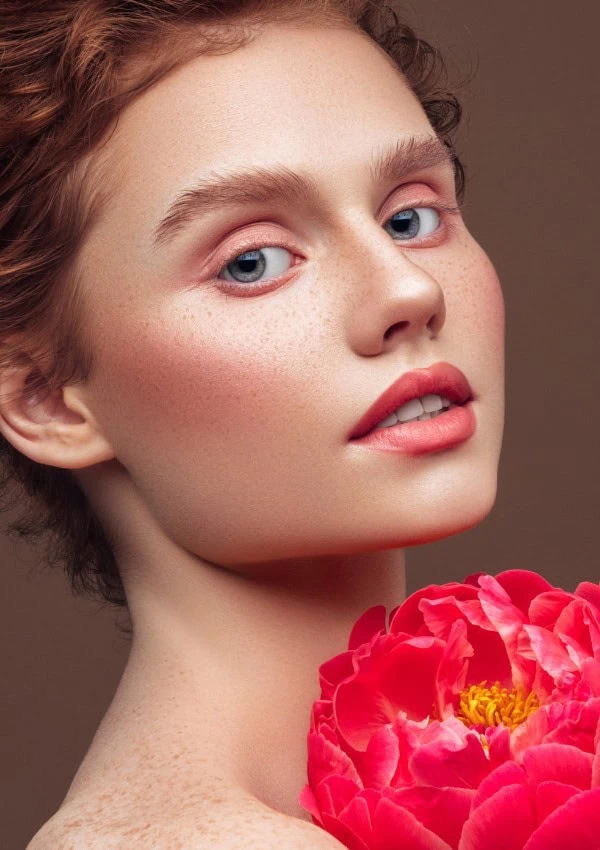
left=3, top=2, right=599, bottom=847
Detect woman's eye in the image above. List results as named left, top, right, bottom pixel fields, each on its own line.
left=216, top=206, right=443, bottom=287
left=383, top=206, right=440, bottom=241
left=218, top=246, right=293, bottom=284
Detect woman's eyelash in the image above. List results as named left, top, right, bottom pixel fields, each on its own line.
left=214, top=199, right=463, bottom=284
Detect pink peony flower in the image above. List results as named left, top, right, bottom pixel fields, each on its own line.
left=459, top=740, right=600, bottom=849
left=299, top=570, right=600, bottom=849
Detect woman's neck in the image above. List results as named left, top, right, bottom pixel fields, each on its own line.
left=86, top=547, right=407, bottom=819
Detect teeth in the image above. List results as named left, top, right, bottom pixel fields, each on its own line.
left=421, top=393, right=444, bottom=412
left=377, top=411, right=400, bottom=428
left=374, top=394, right=455, bottom=430
left=397, top=398, right=425, bottom=422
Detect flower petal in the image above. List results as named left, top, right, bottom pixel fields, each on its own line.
left=582, top=658, right=600, bottom=697
left=522, top=624, right=578, bottom=679
left=319, top=651, right=355, bottom=699
left=320, top=810, right=371, bottom=850
left=384, top=785, right=474, bottom=850
left=494, top=569, right=555, bottom=618
left=389, top=583, right=477, bottom=636
left=555, top=600, right=598, bottom=668
left=592, top=730, right=600, bottom=788
left=510, top=705, right=549, bottom=757
left=298, top=784, right=322, bottom=823
left=464, top=571, right=486, bottom=586
left=420, top=597, right=511, bottom=692
left=522, top=743, right=594, bottom=790
left=348, top=606, right=388, bottom=651
left=542, top=697, right=600, bottom=753
left=338, top=793, right=373, bottom=842
left=458, top=784, right=536, bottom=850
left=529, top=590, right=575, bottom=629
left=321, top=775, right=365, bottom=817
left=535, top=780, right=581, bottom=822
left=477, top=575, right=536, bottom=689
left=471, top=761, right=527, bottom=810
left=371, top=796, right=453, bottom=850
left=306, top=728, right=364, bottom=790
left=361, top=724, right=400, bottom=788
left=575, top=582, right=600, bottom=614
left=434, top=619, right=473, bottom=718
left=334, top=635, right=444, bottom=751
left=523, top=787, right=600, bottom=850
left=409, top=720, right=493, bottom=789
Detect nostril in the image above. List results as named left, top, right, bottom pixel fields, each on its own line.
left=384, top=320, right=409, bottom=339
left=428, top=309, right=445, bottom=335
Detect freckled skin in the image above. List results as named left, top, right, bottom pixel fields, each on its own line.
left=21, top=20, right=505, bottom=846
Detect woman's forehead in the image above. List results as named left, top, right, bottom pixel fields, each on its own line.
left=84, top=24, right=431, bottom=245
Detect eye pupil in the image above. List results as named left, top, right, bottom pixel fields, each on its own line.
left=237, top=255, right=258, bottom=270
left=227, top=250, right=265, bottom=281
left=389, top=209, right=420, bottom=238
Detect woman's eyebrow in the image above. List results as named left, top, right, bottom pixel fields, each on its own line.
left=151, top=134, right=451, bottom=250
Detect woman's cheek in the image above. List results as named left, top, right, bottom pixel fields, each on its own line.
left=461, top=243, right=505, bottom=351
left=140, top=316, right=297, bottom=440
left=483, top=258, right=505, bottom=350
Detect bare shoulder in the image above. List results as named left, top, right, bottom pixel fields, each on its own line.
left=26, top=789, right=345, bottom=850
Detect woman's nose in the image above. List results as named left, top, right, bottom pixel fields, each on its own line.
left=344, top=238, right=447, bottom=356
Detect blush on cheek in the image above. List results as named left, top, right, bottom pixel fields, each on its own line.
left=471, top=248, right=505, bottom=351
left=487, top=272, right=506, bottom=349
left=116, top=322, right=284, bottom=442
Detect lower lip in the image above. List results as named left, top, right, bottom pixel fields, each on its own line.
left=350, top=401, right=477, bottom=455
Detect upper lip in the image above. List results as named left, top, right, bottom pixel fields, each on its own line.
left=348, top=361, right=474, bottom=440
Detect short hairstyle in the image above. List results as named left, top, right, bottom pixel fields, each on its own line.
left=0, top=0, right=464, bottom=639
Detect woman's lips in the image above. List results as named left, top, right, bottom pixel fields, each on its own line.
left=349, top=400, right=477, bottom=456
left=348, top=361, right=474, bottom=441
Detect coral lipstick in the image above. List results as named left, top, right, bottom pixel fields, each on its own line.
left=348, top=361, right=476, bottom=456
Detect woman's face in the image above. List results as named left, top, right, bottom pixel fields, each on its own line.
left=75, top=21, right=505, bottom=568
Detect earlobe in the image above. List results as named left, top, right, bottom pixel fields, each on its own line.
left=0, top=366, right=116, bottom=470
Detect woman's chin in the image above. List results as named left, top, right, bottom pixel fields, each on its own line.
left=414, top=493, right=497, bottom=546
left=366, top=474, right=499, bottom=549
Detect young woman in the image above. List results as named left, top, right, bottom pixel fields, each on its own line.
left=0, top=1, right=504, bottom=846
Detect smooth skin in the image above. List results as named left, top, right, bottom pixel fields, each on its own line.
left=8, top=19, right=505, bottom=848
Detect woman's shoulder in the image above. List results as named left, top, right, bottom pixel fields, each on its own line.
left=25, top=784, right=345, bottom=850
left=25, top=700, right=345, bottom=849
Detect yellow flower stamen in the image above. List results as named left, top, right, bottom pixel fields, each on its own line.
left=456, top=680, right=540, bottom=731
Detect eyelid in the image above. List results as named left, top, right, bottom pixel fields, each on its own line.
left=208, top=197, right=463, bottom=288
left=393, top=198, right=463, bottom=226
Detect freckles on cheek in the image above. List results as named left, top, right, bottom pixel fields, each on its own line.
left=485, top=269, right=506, bottom=348
left=459, top=250, right=505, bottom=351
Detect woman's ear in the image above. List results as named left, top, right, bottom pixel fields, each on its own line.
left=0, top=360, right=115, bottom=470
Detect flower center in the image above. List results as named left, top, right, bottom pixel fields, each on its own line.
left=456, top=679, right=540, bottom=731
